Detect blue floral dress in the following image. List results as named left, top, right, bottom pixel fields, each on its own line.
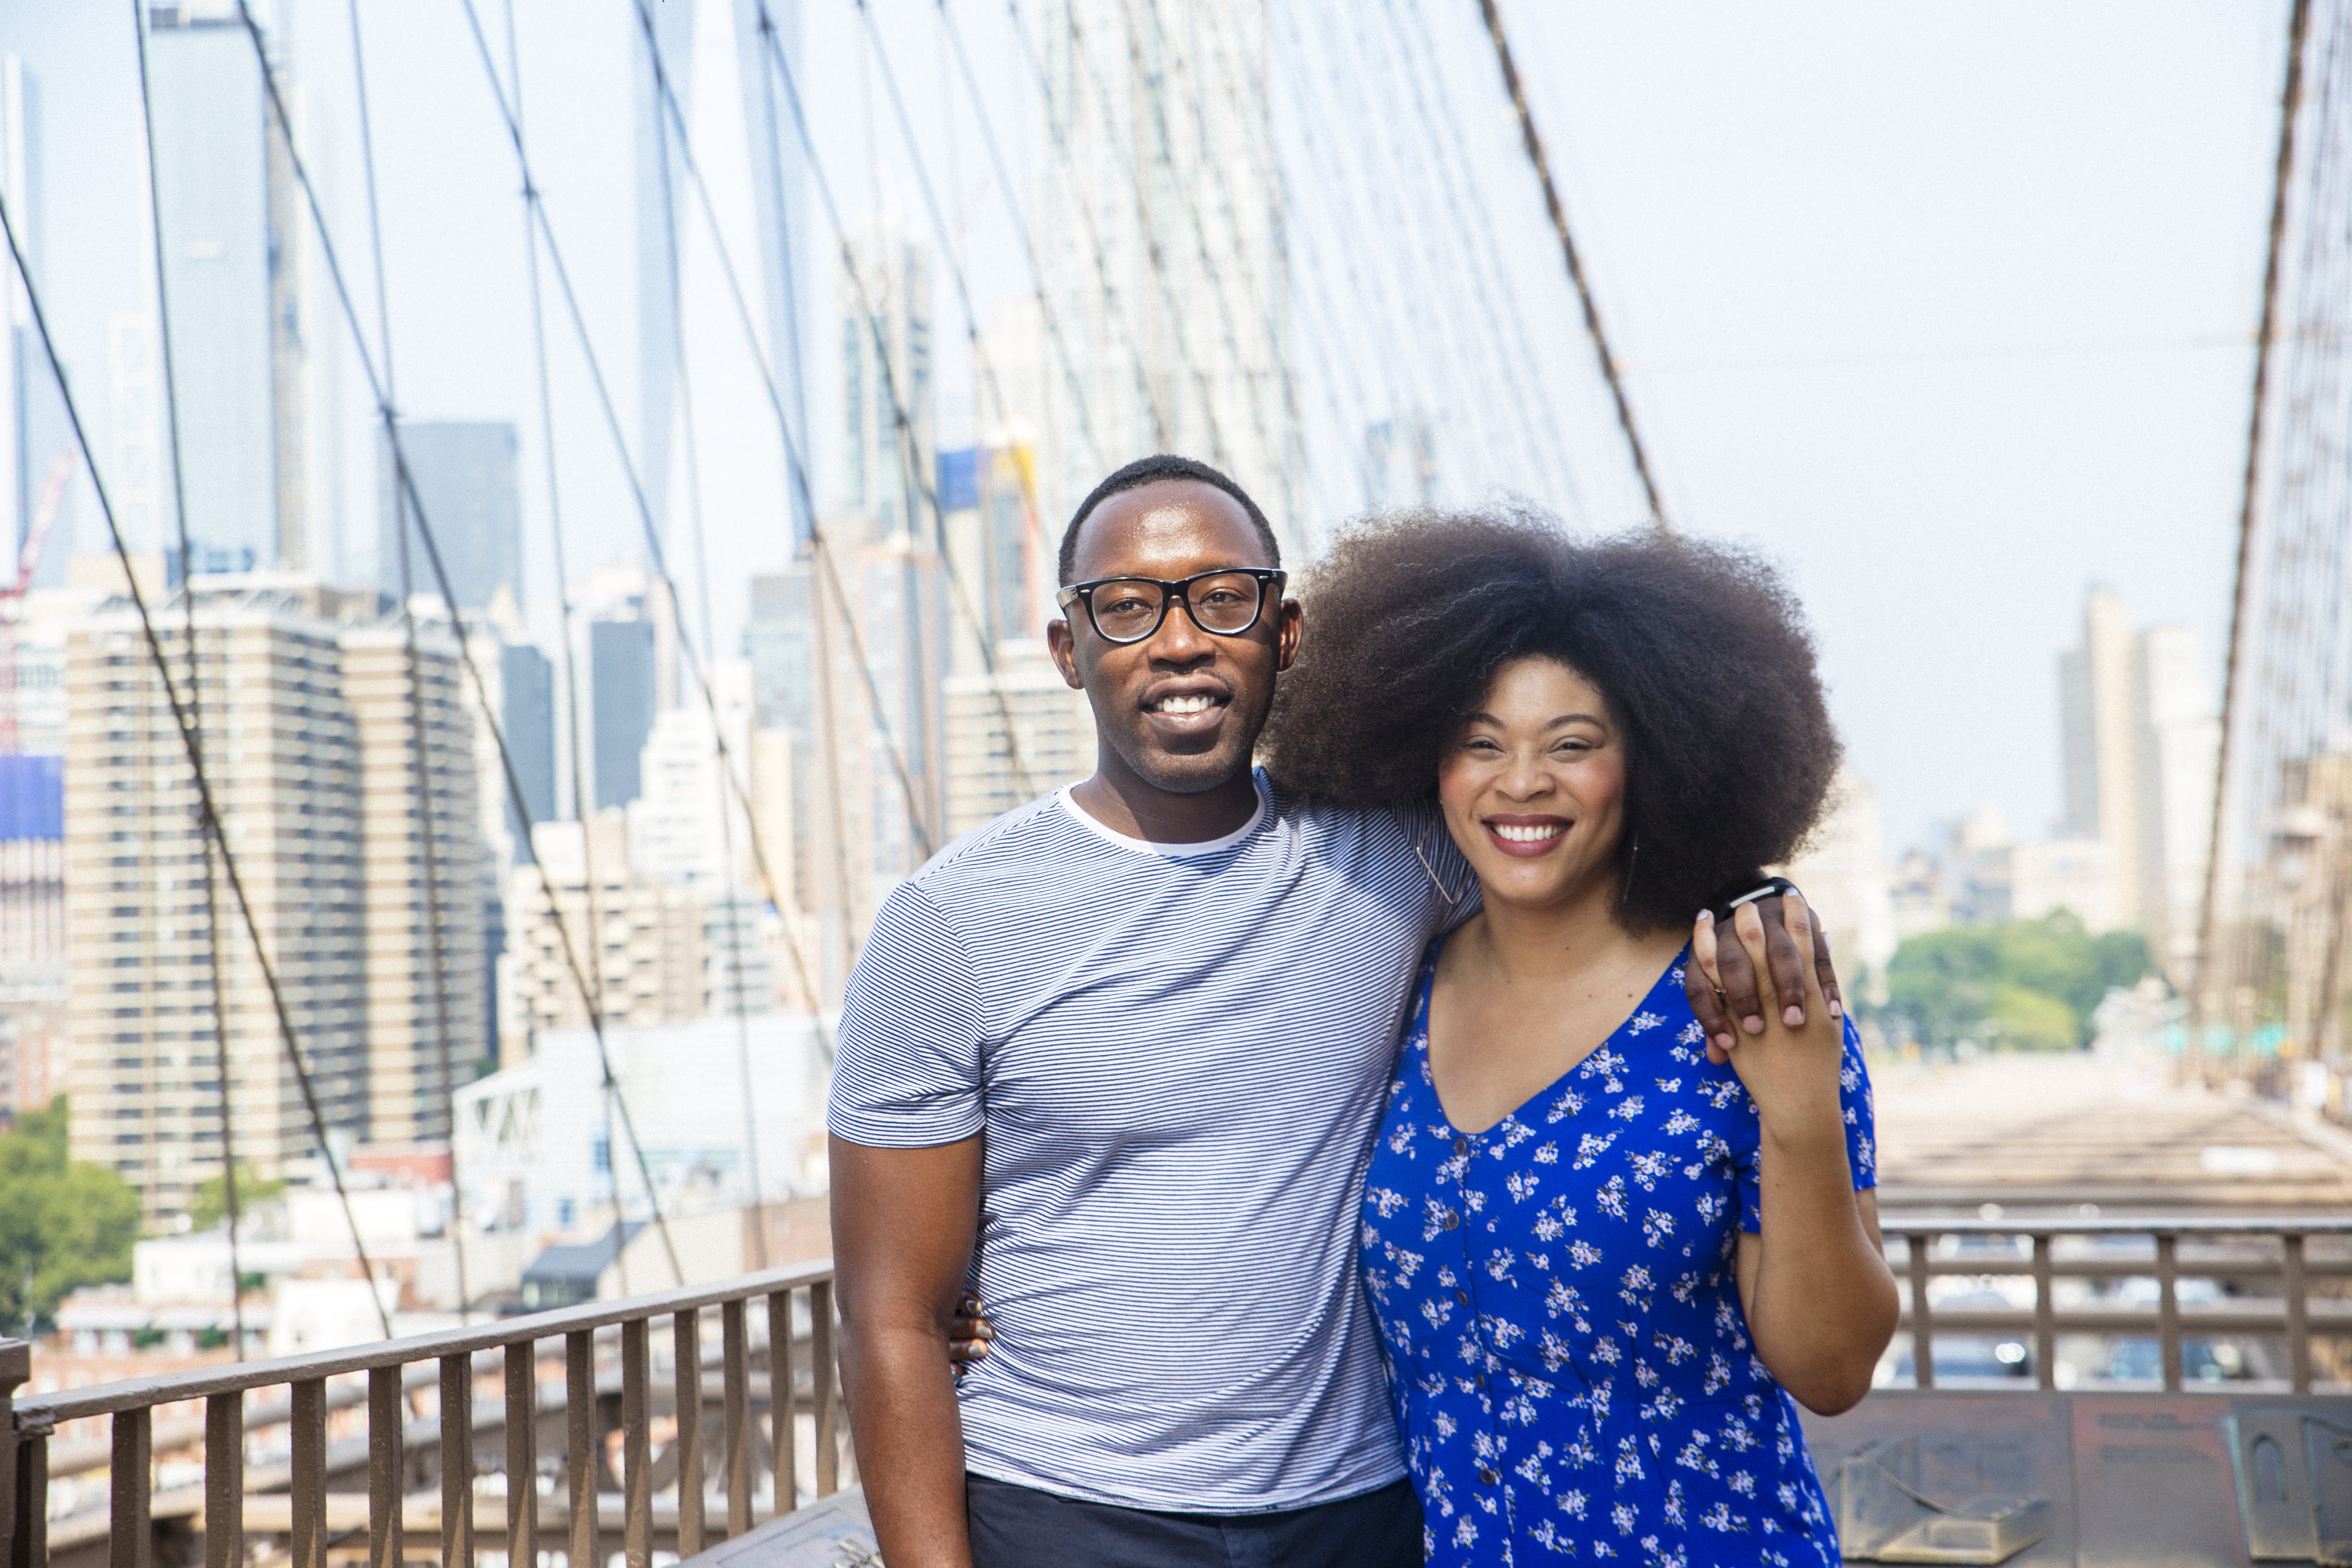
left=1359, top=942, right=1877, bottom=1565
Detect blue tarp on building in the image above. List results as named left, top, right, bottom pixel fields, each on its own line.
left=0, top=755, right=61, bottom=842
left=937, top=447, right=981, bottom=513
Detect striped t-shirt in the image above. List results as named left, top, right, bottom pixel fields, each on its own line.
left=828, top=771, right=1471, bottom=1513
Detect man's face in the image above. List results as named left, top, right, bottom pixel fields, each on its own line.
left=1047, top=481, right=1302, bottom=797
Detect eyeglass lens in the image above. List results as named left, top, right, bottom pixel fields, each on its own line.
left=1091, top=573, right=1265, bottom=642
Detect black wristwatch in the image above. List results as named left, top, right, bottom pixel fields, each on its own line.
left=1709, top=875, right=1798, bottom=925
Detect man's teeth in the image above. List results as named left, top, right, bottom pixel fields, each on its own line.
left=1152, top=694, right=1217, bottom=715
left=1493, top=823, right=1564, bottom=843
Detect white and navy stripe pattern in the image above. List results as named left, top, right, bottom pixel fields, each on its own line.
left=829, top=771, right=1473, bottom=1513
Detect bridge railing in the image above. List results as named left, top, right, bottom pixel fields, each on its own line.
left=0, top=1258, right=845, bottom=1568
left=1885, top=1216, right=2352, bottom=1394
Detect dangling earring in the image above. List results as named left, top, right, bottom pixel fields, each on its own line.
left=1618, top=832, right=1641, bottom=909
left=1416, top=814, right=1471, bottom=908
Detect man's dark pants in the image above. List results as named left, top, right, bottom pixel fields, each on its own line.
left=967, top=1473, right=1422, bottom=1568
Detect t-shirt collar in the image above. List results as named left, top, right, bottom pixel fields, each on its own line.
left=1057, top=770, right=1270, bottom=859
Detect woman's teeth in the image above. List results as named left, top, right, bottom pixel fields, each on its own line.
left=1492, top=822, right=1564, bottom=843
left=1152, top=694, right=1217, bottom=714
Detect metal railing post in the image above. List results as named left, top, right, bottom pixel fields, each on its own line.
left=2283, top=1231, right=2311, bottom=1394
left=621, top=1317, right=650, bottom=1568
left=812, top=1281, right=838, bottom=1497
left=2156, top=1234, right=2182, bottom=1392
left=203, top=1393, right=241, bottom=1568
left=290, top=1378, right=326, bottom=1568
left=566, top=1331, right=595, bottom=1568
left=721, top=1300, right=750, bottom=1536
left=2031, top=1234, right=2056, bottom=1391
left=674, top=1309, right=703, bottom=1556
left=440, top=1354, right=474, bottom=1568
left=767, top=1289, right=796, bottom=1515
left=0, top=1339, right=28, bottom=1559
left=367, top=1367, right=401, bottom=1568
left=504, top=1341, right=538, bottom=1568
left=108, top=1407, right=151, bottom=1568
left=1907, top=1232, right=1936, bottom=1390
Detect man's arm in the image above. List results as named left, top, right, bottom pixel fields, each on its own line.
left=832, top=1132, right=983, bottom=1567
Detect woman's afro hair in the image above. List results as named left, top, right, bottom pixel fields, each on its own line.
left=1261, top=507, right=1842, bottom=931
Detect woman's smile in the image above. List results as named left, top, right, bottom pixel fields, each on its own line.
left=1482, top=813, right=1570, bottom=856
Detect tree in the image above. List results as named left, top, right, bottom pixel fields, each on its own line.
left=0, top=1100, right=141, bottom=1331
left=1882, top=914, right=2156, bottom=1052
left=189, top=1166, right=288, bottom=1233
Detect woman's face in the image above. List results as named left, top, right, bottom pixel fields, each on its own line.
left=1437, top=655, right=1628, bottom=912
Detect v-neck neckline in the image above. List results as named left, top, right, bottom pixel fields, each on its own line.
left=1413, top=936, right=1690, bottom=1139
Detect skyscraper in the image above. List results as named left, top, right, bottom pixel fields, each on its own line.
left=66, top=585, right=368, bottom=1222
left=1034, top=0, right=1297, bottom=552
left=500, top=642, right=556, bottom=854
left=378, top=421, right=522, bottom=610
left=590, top=618, right=658, bottom=811
left=842, top=228, right=934, bottom=546
left=2059, top=587, right=2143, bottom=928
left=1, top=55, right=70, bottom=585
left=2058, top=587, right=2219, bottom=954
left=144, top=2, right=307, bottom=575
left=342, top=620, right=489, bottom=1144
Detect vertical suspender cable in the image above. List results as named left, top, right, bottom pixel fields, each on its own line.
left=2192, top=0, right=2315, bottom=1080
left=129, top=0, right=246, bottom=1356
left=1476, top=0, right=1670, bottom=529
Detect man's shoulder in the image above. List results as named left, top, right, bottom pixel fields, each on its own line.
left=1262, top=779, right=1436, bottom=858
left=902, top=790, right=1092, bottom=902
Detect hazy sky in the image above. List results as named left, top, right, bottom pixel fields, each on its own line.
left=0, top=0, right=2290, bottom=856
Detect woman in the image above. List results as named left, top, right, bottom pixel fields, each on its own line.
left=1260, top=510, right=1898, bottom=1565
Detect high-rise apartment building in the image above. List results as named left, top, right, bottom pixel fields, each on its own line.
left=377, top=421, right=522, bottom=610
left=144, top=3, right=307, bottom=575
left=1034, top=0, right=1297, bottom=552
left=944, top=642, right=1098, bottom=839
left=0, top=752, right=64, bottom=1113
left=500, top=642, right=556, bottom=854
left=65, top=586, right=367, bottom=1221
left=63, top=583, right=490, bottom=1218
left=2059, top=588, right=2145, bottom=928
left=342, top=621, right=488, bottom=1145
left=501, top=814, right=704, bottom=1046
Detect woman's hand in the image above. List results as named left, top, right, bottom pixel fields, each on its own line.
left=1699, top=894, right=1848, bottom=1137
left=1686, top=892, right=1844, bottom=1064
left=948, top=1291, right=994, bottom=1373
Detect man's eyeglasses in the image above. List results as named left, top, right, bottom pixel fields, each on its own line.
left=1055, top=569, right=1286, bottom=646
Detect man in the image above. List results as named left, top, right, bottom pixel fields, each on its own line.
left=829, top=456, right=1829, bottom=1566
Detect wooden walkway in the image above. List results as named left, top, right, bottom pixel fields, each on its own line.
left=1870, top=1051, right=2352, bottom=1216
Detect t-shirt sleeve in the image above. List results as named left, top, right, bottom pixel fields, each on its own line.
left=1737, top=1015, right=1878, bottom=1233
left=827, top=881, right=987, bottom=1148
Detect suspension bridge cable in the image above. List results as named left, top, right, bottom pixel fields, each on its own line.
left=740, top=0, right=1046, bottom=811
left=1397, top=0, right=1587, bottom=511
left=0, top=182, right=395, bottom=1339
left=129, top=0, right=245, bottom=1356
left=342, top=0, right=474, bottom=1323
left=451, top=0, right=912, bottom=1017
left=643, top=57, right=768, bottom=1263
left=2193, top=0, right=2317, bottom=1065
left=230, top=0, right=685, bottom=1283
left=1476, top=0, right=1669, bottom=528
left=1133, top=0, right=1308, bottom=530
left=1268, top=0, right=1485, bottom=507
left=932, top=0, right=1117, bottom=478
left=1286, top=0, right=1514, bottom=502
left=1371, top=0, right=1582, bottom=512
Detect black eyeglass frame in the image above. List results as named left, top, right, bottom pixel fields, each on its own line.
left=1055, top=568, right=1289, bottom=645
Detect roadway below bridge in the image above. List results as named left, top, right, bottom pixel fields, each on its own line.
left=1869, top=1049, right=2352, bottom=1216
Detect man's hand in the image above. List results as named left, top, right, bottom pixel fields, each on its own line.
left=1685, top=889, right=1844, bottom=1065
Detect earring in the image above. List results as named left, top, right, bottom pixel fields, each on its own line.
left=1618, top=832, right=1640, bottom=908
left=1416, top=815, right=1471, bottom=908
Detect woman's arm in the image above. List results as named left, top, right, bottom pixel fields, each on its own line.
left=1705, top=896, right=1899, bottom=1414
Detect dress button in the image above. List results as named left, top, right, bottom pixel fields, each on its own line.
left=1454, top=1137, right=1468, bottom=1154
left=1442, top=1213, right=1460, bottom=1231
left=1480, top=1467, right=1498, bottom=1485
left=1456, top=1289, right=1470, bottom=1306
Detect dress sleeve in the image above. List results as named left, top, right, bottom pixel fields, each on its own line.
left=1737, top=1015, right=1878, bottom=1233
left=826, top=881, right=987, bottom=1148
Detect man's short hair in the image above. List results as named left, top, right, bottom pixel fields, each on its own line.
left=1058, top=455, right=1282, bottom=585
